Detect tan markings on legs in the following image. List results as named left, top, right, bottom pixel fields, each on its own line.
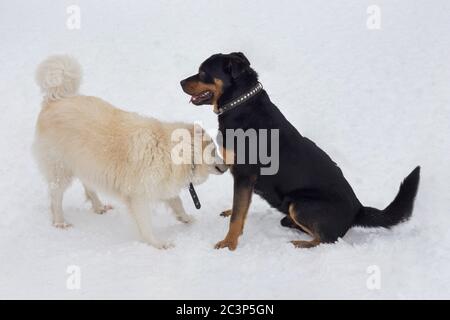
left=219, top=210, right=244, bottom=235
left=215, top=175, right=255, bottom=250
left=288, top=203, right=321, bottom=249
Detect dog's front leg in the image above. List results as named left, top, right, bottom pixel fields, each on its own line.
left=128, top=196, right=173, bottom=249
left=215, top=175, right=255, bottom=251
left=166, top=196, right=195, bottom=223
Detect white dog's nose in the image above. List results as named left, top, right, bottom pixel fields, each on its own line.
left=215, top=164, right=228, bottom=174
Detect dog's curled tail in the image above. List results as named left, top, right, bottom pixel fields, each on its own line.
left=36, top=55, right=82, bottom=101
left=353, top=166, right=421, bottom=228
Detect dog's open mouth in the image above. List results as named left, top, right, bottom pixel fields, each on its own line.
left=190, top=91, right=213, bottom=105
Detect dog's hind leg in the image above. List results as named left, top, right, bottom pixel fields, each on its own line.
left=166, top=196, right=194, bottom=224
left=50, top=183, right=71, bottom=228
left=288, top=203, right=321, bottom=248
left=35, top=149, right=73, bottom=228
left=83, top=184, right=113, bottom=214
left=288, top=201, right=347, bottom=248
left=128, top=196, right=173, bottom=249
left=280, top=215, right=307, bottom=233
left=48, top=168, right=73, bottom=228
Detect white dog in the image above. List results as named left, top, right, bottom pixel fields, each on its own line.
left=33, top=55, right=227, bottom=249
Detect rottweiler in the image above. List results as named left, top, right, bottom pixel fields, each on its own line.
left=180, top=52, right=420, bottom=251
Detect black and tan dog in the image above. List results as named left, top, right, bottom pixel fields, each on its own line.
left=181, top=52, right=420, bottom=251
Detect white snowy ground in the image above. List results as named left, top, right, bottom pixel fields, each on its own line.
left=0, top=0, right=449, bottom=299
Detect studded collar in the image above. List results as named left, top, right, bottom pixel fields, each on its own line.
left=215, top=82, right=263, bottom=115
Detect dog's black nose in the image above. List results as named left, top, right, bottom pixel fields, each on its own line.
left=180, top=79, right=186, bottom=87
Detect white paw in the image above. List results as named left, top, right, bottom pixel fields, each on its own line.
left=178, top=214, right=195, bottom=224
left=94, top=204, right=113, bottom=214
left=152, top=241, right=175, bottom=250
left=53, top=222, right=72, bottom=229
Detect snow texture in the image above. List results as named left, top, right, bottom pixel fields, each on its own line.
left=0, top=0, right=449, bottom=299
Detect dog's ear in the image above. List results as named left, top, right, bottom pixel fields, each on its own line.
left=231, top=52, right=250, bottom=66
left=226, top=52, right=250, bottom=79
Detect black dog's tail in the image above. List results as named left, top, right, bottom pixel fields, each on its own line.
left=353, top=166, right=421, bottom=228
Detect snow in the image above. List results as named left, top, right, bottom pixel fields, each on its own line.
left=1, top=0, right=449, bottom=299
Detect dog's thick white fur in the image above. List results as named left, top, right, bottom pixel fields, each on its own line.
left=33, top=55, right=226, bottom=249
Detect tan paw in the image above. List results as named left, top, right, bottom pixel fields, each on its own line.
left=214, top=238, right=238, bottom=251
left=290, top=240, right=320, bottom=249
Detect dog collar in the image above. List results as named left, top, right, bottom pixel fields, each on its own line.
left=216, top=82, right=263, bottom=115
left=188, top=183, right=201, bottom=209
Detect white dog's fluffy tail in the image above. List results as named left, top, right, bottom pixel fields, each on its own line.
left=36, top=55, right=82, bottom=101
